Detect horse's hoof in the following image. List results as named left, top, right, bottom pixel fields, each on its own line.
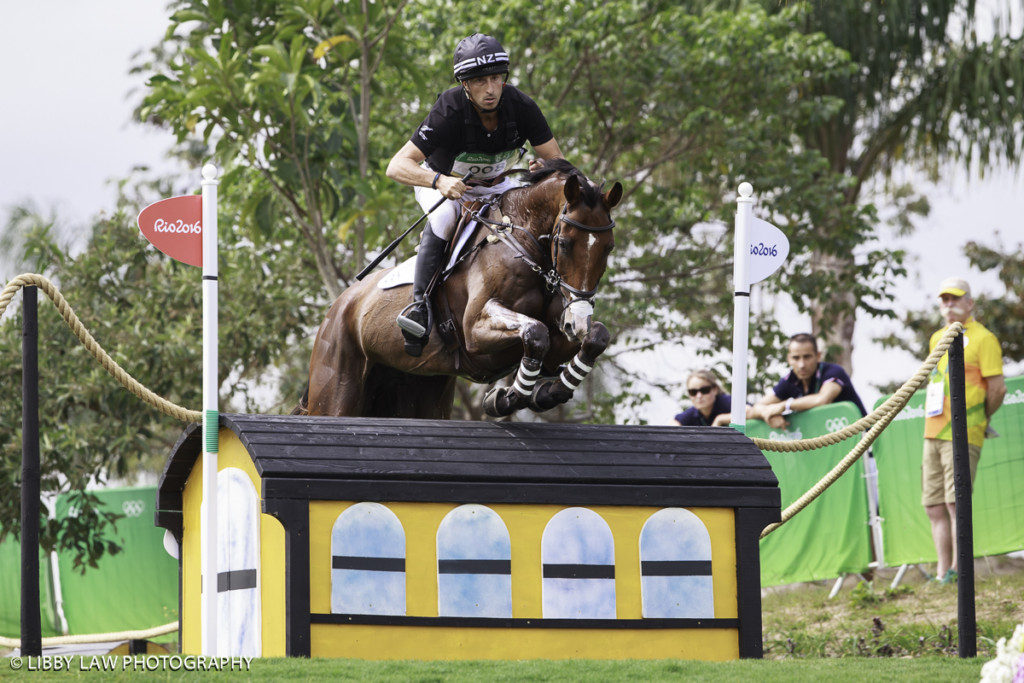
left=483, top=386, right=523, bottom=417
left=483, top=386, right=503, bottom=417
left=528, top=380, right=573, bottom=413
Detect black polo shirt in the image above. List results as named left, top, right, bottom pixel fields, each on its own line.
left=410, top=85, right=554, bottom=180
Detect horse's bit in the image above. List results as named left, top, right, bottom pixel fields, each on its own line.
left=468, top=202, right=615, bottom=310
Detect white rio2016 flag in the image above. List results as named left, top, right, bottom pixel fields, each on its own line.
left=730, top=183, right=789, bottom=432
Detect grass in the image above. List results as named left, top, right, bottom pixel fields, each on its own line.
left=0, top=656, right=987, bottom=681
left=3, top=556, right=1021, bottom=680
left=762, top=554, right=1024, bottom=660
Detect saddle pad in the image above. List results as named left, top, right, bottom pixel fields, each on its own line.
left=377, top=217, right=481, bottom=290
left=377, top=256, right=417, bottom=290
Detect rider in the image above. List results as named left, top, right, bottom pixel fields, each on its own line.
left=385, top=33, right=565, bottom=356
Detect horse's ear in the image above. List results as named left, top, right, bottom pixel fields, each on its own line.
left=604, top=182, right=623, bottom=209
left=563, top=174, right=581, bottom=205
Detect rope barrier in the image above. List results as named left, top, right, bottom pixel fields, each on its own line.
left=758, top=322, right=964, bottom=537
left=0, top=273, right=966, bottom=603
left=0, top=273, right=200, bottom=423
left=0, top=622, right=178, bottom=649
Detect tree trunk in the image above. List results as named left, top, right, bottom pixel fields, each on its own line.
left=809, top=251, right=856, bottom=374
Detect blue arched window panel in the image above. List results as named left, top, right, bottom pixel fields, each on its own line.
left=639, top=508, right=713, bottom=618
left=436, top=505, right=512, bottom=618
left=541, top=507, right=616, bottom=619
left=215, top=467, right=261, bottom=656
left=330, top=502, right=405, bottom=615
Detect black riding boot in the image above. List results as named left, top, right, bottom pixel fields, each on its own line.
left=397, top=229, right=449, bottom=357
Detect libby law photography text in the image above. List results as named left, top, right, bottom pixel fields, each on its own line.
left=8, top=654, right=253, bottom=672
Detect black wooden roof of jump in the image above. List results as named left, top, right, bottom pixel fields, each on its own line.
left=156, top=414, right=780, bottom=531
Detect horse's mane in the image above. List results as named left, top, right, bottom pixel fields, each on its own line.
left=524, top=159, right=602, bottom=207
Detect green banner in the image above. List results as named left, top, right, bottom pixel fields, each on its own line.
left=0, top=535, right=61, bottom=638
left=53, top=487, right=178, bottom=635
left=749, top=402, right=873, bottom=585
left=873, top=375, right=1024, bottom=566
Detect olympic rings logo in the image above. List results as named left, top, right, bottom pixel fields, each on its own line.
left=122, top=500, right=145, bottom=517
left=824, top=417, right=850, bottom=433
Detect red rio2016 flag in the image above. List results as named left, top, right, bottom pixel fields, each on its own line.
left=137, top=195, right=203, bottom=267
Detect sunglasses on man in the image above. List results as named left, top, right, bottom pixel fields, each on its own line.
left=688, top=385, right=715, bottom=397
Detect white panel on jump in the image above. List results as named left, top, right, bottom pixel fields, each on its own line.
left=541, top=507, right=616, bottom=619
left=436, top=505, right=512, bottom=618
left=331, top=503, right=406, bottom=615
left=215, top=467, right=261, bottom=656
left=639, top=508, right=714, bottom=618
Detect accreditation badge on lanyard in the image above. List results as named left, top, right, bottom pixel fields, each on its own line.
left=925, top=369, right=945, bottom=418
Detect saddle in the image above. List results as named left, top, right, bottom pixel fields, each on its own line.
left=423, top=199, right=504, bottom=381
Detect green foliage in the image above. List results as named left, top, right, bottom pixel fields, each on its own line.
left=848, top=580, right=884, bottom=608
left=876, top=236, right=1024, bottom=367
left=130, top=0, right=898, bottom=421
left=755, top=0, right=1024, bottom=370
left=964, top=239, right=1024, bottom=363
left=137, top=0, right=418, bottom=297
left=414, top=1, right=905, bottom=408
left=0, top=175, right=321, bottom=566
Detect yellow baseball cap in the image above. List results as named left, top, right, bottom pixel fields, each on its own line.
left=937, top=276, right=971, bottom=298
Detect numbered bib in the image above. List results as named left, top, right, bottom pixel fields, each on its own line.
left=925, top=380, right=945, bottom=418
left=451, top=150, right=516, bottom=180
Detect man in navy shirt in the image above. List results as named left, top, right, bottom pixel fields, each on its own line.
left=754, top=333, right=867, bottom=429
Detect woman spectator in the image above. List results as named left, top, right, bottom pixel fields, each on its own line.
left=675, top=370, right=733, bottom=426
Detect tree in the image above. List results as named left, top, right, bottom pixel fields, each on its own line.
left=136, top=0, right=911, bottom=421
left=879, top=236, right=1024, bottom=370
left=138, top=0, right=417, bottom=299
left=761, top=0, right=1024, bottom=371
left=415, top=1, right=906, bottom=415
left=0, top=172, right=319, bottom=566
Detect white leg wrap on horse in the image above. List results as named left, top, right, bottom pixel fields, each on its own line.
left=559, top=355, right=592, bottom=391
left=513, top=360, right=542, bottom=396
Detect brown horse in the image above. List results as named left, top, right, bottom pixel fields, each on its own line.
left=296, top=160, right=622, bottom=418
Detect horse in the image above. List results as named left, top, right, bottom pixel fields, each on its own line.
left=296, top=159, right=622, bottom=419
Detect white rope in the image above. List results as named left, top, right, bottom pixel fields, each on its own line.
left=0, top=621, right=178, bottom=648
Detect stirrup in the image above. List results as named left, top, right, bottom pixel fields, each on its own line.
left=397, top=302, right=428, bottom=356
left=396, top=302, right=428, bottom=338
left=397, top=316, right=427, bottom=339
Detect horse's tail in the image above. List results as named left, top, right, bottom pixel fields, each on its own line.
left=291, top=382, right=310, bottom=416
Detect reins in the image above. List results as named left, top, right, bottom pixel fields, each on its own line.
left=464, top=179, right=615, bottom=302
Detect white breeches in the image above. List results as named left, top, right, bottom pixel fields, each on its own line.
left=414, top=176, right=519, bottom=240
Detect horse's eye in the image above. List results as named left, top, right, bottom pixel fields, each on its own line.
left=557, top=237, right=572, bottom=250
left=605, top=242, right=615, bottom=254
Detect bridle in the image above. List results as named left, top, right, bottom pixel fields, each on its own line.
left=548, top=203, right=615, bottom=299
left=467, top=195, right=615, bottom=307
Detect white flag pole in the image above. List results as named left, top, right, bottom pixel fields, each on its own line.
left=200, top=163, right=220, bottom=655
left=730, top=182, right=755, bottom=432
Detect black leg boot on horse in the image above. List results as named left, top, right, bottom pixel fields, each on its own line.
left=397, top=229, right=449, bottom=356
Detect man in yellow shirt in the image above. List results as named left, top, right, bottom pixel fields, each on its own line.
left=922, top=277, right=1006, bottom=584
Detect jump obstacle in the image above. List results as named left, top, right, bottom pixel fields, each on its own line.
left=156, top=414, right=780, bottom=659
left=4, top=272, right=978, bottom=659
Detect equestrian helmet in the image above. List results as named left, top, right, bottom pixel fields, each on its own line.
left=453, top=33, right=509, bottom=81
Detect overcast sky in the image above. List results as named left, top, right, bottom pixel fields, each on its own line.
left=1, top=1, right=1021, bottom=422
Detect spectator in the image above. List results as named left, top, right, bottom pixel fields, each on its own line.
left=675, top=370, right=733, bottom=426
left=753, top=333, right=867, bottom=429
left=922, top=277, right=1006, bottom=584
